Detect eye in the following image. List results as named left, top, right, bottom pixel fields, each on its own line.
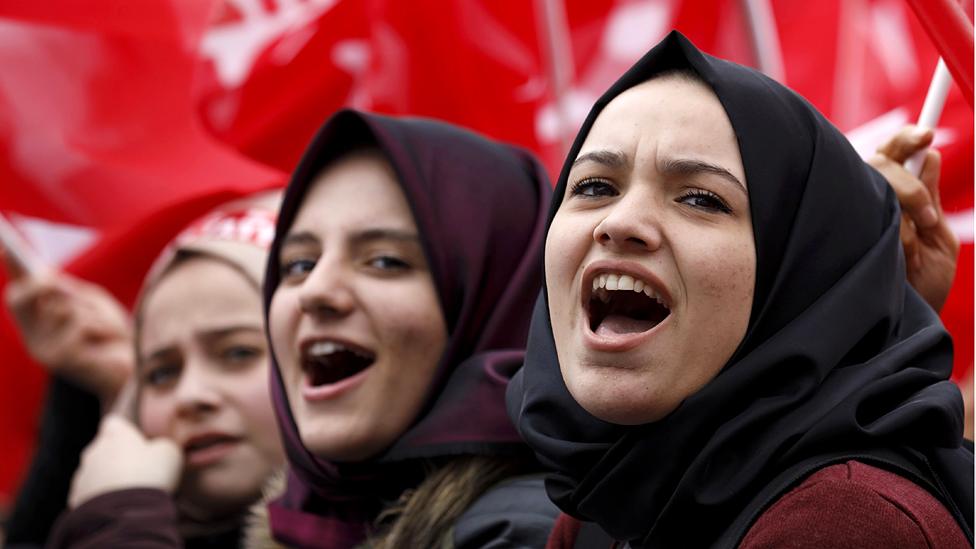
left=367, top=255, right=410, bottom=271
left=281, top=258, right=316, bottom=280
left=570, top=178, right=618, bottom=198
left=677, top=189, right=732, bottom=214
left=221, top=345, right=262, bottom=364
left=143, top=363, right=181, bottom=388
left=222, top=345, right=261, bottom=362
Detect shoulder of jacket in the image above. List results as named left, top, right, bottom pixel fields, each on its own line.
left=452, top=474, right=561, bottom=549
left=739, top=460, right=969, bottom=549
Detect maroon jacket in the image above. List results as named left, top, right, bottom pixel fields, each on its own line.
left=741, top=460, right=969, bottom=548
left=46, top=489, right=181, bottom=549
left=546, top=461, right=970, bottom=549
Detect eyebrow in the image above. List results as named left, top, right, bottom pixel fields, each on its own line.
left=144, top=347, right=178, bottom=364
left=281, top=231, right=318, bottom=247
left=572, top=150, right=746, bottom=194
left=281, top=228, right=420, bottom=248
left=142, top=325, right=264, bottom=362
left=198, top=324, right=264, bottom=341
left=572, top=149, right=630, bottom=170
left=349, top=228, right=420, bottom=246
left=660, top=157, right=747, bottom=194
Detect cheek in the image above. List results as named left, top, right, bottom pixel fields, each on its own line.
left=700, top=253, right=751, bottom=298
left=236, top=364, right=274, bottom=413
left=268, top=292, right=297, bottom=364
left=370, top=283, right=446, bottom=407
left=545, top=214, right=585, bottom=294
left=378, top=288, right=445, bottom=362
left=237, top=365, right=281, bottom=453
left=138, top=393, right=173, bottom=438
left=681, top=231, right=756, bottom=326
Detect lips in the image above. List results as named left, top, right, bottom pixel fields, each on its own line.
left=301, top=338, right=376, bottom=386
left=183, top=432, right=241, bottom=467
left=298, top=337, right=375, bottom=401
left=580, top=262, right=673, bottom=351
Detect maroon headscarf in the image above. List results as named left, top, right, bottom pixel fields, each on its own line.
left=262, top=110, right=551, bottom=548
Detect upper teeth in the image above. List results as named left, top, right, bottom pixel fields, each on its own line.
left=309, top=341, right=342, bottom=356
left=308, top=341, right=370, bottom=358
left=592, top=273, right=666, bottom=305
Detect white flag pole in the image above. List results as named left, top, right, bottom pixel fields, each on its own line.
left=536, top=0, right=576, bottom=154
left=0, top=212, right=45, bottom=276
left=742, top=0, right=786, bottom=82
left=905, top=58, right=953, bottom=176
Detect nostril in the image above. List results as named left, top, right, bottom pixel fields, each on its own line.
left=299, top=292, right=352, bottom=318
left=596, top=232, right=647, bottom=249
left=301, top=299, right=337, bottom=316
left=176, top=393, right=219, bottom=417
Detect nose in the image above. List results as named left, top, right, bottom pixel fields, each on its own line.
left=174, top=358, right=221, bottom=420
left=297, top=255, right=355, bottom=320
left=592, top=186, right=663, bottom=253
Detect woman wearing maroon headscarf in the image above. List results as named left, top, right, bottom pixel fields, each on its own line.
left=255, top=109, right=558, bottom=548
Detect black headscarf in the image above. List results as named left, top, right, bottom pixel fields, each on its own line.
left=507, top=31, right=973, bottom=548
left=262, top=110, right=550, bottom=548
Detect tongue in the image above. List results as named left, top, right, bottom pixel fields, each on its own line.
left=596, top=314, right=657, bottom=336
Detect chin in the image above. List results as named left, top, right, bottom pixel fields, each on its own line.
left=182, top=470, right=264, bottom=518
left=299, top=422, right=387, bottom=462
left=203, top=480, right=261, bottom=506
left=577, top=393, right=674, bottom=426
left=563, top=363, right=675, bottom=425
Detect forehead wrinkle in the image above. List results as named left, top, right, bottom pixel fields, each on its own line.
left=572, top=149, right=630, bottom=171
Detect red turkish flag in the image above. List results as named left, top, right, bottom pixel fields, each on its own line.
left=0, top=0, right=284, bottom=503
left=775, top=0, right=973, bottom=384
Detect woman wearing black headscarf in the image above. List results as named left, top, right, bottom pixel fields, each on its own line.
left=258, top=109, right=558, bottom=548
left=507, top=31, right=972, bottom=548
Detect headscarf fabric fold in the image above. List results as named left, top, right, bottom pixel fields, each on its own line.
left=507, top=31, right=972, bottom=548
left=263, top=110, right=551, bottom=548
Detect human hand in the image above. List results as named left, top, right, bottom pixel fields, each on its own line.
left=68, top=415, right=183, bottom=508
left=869, top=125, right=959, bottom=312
left=2, top=248, right=134, bottom=406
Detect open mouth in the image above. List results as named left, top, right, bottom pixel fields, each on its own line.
left=302, top=340, right=376, bottom=387
left=587, top=273, right=671, bottom=336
